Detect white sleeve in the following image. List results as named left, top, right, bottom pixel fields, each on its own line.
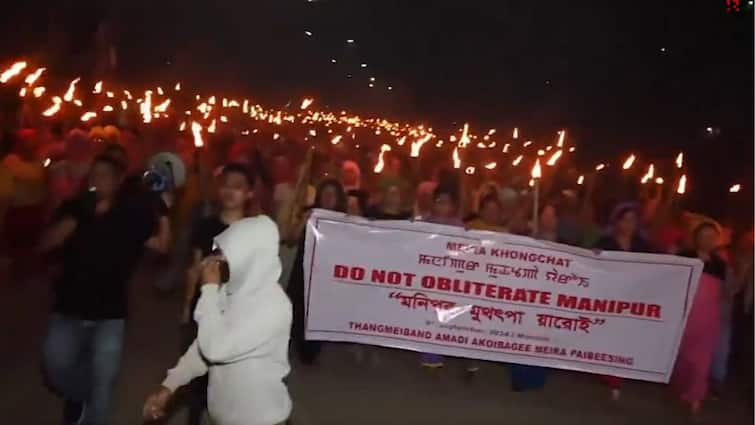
left=196, top=285, right=287, bottom=364
left=161, top=340, right=209, bottom=392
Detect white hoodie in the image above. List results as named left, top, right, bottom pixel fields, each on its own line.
left=163, top=216, right=292, bottom=425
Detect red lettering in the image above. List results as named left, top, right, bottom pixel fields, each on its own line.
left=334, top=265, right=349, bottom=279
left=387, top=271, right=402, bottom=285
left=371, top=269, right=386, bottom=283
left=437, top=277, right=451, bottom=291
left=421, top=275, right=435, bottom=289
left=616, top=301, right=631, bottom=314
left=497, top=285, right=512, bottom=300
left=403, top=273, right=416, bottom=287
left=647, top=304, right=662, bottom=318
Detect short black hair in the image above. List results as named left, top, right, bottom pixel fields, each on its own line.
left=102, top=143, right=128, bottom=169
left=221, top=162, right=255, bottom=187
left=92, top=154, right=126, bottom=176
left=478, top=193, right=501, bottom=211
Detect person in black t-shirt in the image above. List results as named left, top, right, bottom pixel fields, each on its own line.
left=365, top=180, right=412, bottom=220
left=39, top=155, right=158, bottom=425
left=180, top=163, right=255, bottom=425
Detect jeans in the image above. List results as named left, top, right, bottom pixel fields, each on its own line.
left=43, top=314, right=126, bottom=425
left=711, top=299, right=733, bottom=385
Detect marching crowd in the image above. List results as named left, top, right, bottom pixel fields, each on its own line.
left=0, top=124, right=752, bottom=425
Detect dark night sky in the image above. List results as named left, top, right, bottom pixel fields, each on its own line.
left=1, top=1, right=752, bottom=198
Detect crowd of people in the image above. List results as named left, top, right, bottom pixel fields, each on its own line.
left=0, top=123, right=752, bottom=425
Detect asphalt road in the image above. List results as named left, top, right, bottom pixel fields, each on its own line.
left=1, top=264, right=752, bottom=425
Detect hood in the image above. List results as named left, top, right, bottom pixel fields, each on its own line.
left=213, top=215, right=282, bottom=296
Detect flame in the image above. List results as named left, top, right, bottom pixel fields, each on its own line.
left=208, top=119, right=217, bottom=133
left=42, top=97, right=62, bottom=117
left=73, top=99, right=82, bottom=106
left=537, top=149, right=545, bottom=156
left=512, top=155, right=523, bottom=166
left=595, top=163, right=606, bottom=171
left=123, top=90, right=133, bottom=100
left=529, top=179, right=535, bottom=187
left=157, top=86, right=164, bottom=96
left=546, top=149, right=562, bottom=166
left=273, top=133, right=280, bottom=140
left=568, top=147, right=576, bottom=153
left=154, top=98, right=171, bottom=113
left=655, top=177, right=664, bottom=185
left=531, top=158, right=542, bottom=179
left=513, top=127, right=518, bottom=139
left=374, top=144, right=392, bottom=173
left=330, top=135, right=343, bottom=145
left=622, top=154, right=636, bottom=170
left=24, top=67, right=45, bottom=86
left=208, top=96, right=216, bottom=105
left=32, top=86, right=45, bottom=97
left=452, top=147, right=461, bottom=169
left=729, top=184, right=741, bottom=193
left=300, top=98, right=314, bottom=110
left=18, top=87, right=26, bottom=97
left=676, top=174, right=687, bottom=194
left=93, top=81, right=103, bottom=94
left=308, top=129, right=317, bottom=137
left=220, top=115, right=228, bottom=123
left=140, top=90, right=153, bottom=123
left=484, top=162, right=497, bottom=170
left=179, top=121, right=187, bottom=131
left=80, top=111, right=97, bottom=122
left=577, top=175, right=584, bottom=185
left=502, top=143, right=510, bottom=153
left=63, top=77, right=80, bottom=101
left=557, top=130, right=565, bottom=147
left=488, top=129, right=496, bottom=136
left=465, top=166, right=476, bottom=175
left=102, top=105, right=113, bottom=112
left=675, top=152, right=684, bottom=169
left=523, top=141, right=533, bottom=147
left=175, top=82, right=181, bottom=91
left=243, top=99, right=249, bottom=114
left=410, top=134, right=432, bottom=157
left=222, top=98, right=228, bottom=108
left=0, top=61, right=27, bottom=83
left=44, top=158, right=51, bottom=167
left=458, top=123, right=471, bottom=148
left=191, top=121, right=204, bottom=147
left=120, top=100, right=128, bottom=110
left=397, top=136, right=406, bottom=146
left=640, top=164, right=655, bottom=184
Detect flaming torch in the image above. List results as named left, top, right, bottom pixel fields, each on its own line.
left=531, top=158, right=542, bottom=235
left=0, top=61, right=27, bottom=83
left=374, top=144, right=392, bottom=173
left=191, top=121, right=204, bottom=148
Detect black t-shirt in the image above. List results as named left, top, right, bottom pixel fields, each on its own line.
left=53, top=191, right=158, bottom=320
left=191, top=216, right=230, bottom=257
left=593, top=235, right=655, bottom=254
left=366, top=207, right=412, bottom=221
left=188, top=215, right=230, bottom=312
left=678, top=250, right=727, bottom=281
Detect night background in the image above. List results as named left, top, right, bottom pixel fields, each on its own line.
left=0, top=0, right=752, bottom=218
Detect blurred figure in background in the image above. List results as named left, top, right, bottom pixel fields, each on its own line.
left=287, top=179, right=347, bottom=365
left=672, top=222, right=727, bottom=416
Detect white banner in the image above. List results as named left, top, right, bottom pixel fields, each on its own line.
left=302, top=210, right=702, bottom=383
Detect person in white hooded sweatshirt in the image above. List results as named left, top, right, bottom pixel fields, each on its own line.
left=143, top=215, right=292, bottom=425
